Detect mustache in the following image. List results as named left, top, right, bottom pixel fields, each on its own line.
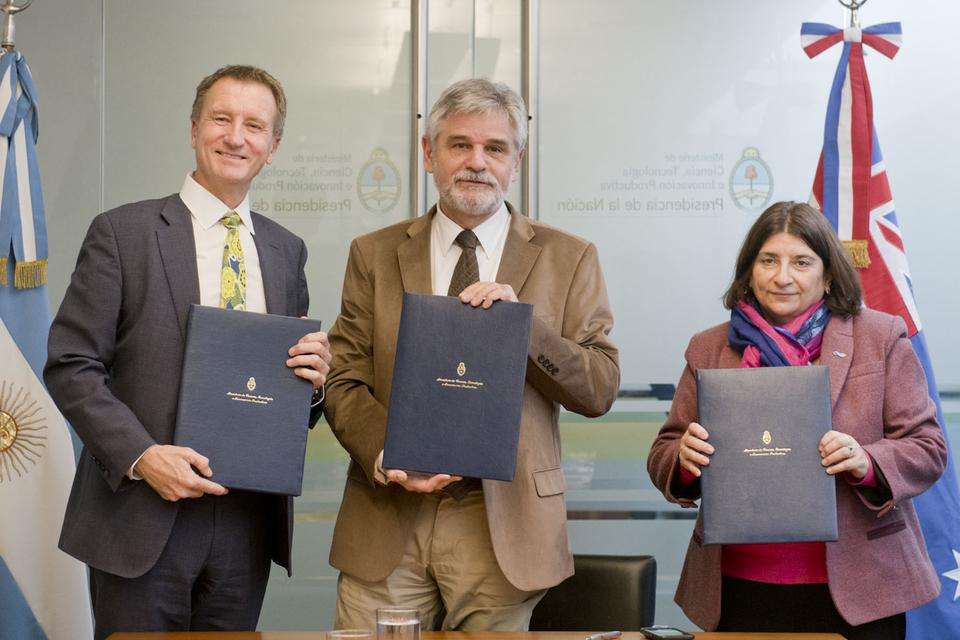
left=453, top=170, right=497, bottom=187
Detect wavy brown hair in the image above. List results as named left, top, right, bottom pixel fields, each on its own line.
left=723, top=201, right=862, bottom=317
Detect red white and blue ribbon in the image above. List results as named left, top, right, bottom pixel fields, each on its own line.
left=803, top=22, right=916, bottom=333
left=804, top=21, right=960, bottom=638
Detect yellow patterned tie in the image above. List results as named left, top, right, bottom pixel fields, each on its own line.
left=219, top=211, right=246, bottom=310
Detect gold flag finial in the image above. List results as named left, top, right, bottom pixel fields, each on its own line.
left=842, top=240, right=871, bottom=268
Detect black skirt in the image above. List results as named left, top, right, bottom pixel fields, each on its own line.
left=716, top=576, right=905, bottom=640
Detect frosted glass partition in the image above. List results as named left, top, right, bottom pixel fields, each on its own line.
left=105, top=0, right=413, bottom=330
left=425, top=0, right=523, bottom=211
left=539, top=0, right=960, bottom=387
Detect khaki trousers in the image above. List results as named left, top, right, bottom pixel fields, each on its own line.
left=335, top=490, right=546, bottom=631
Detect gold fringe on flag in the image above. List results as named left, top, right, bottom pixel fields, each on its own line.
left=842, top=240, right=871, bottom=269
left=13, top=259, right=47, bottom=289
left=0, top=257, right=6, bottom=286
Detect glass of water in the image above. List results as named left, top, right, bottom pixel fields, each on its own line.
left=376, top=607, right=421, bottom=640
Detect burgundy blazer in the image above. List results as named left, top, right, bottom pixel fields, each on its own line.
left=647, top=308, right=946, bottom=630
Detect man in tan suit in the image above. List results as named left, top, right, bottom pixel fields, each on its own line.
left=325, top=79, right=619, bottom=631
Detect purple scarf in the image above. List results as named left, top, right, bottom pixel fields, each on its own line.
left=729, top=299, right=830, bottom=367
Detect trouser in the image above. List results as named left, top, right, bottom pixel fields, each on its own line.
left=90, top=491, right=273, bottom=640
left=335, top=490, right=546, bottom=631
left=717, top=576, right=905, bottom=640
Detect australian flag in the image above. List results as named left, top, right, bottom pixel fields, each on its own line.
left=803, top=21, right=960, bottom=638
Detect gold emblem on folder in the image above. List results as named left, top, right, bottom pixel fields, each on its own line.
left=436, top=361, right=483, bottom=391
left=743, top=430, right=791, bottom=458
left=247, top=377, right=257, bottom=391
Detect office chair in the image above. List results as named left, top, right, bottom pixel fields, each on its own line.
left=529, top=554, right=657, bottom=631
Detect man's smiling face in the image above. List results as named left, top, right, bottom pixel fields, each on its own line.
left=423, top=109, right=522, bottom=228
left=190, top=77, right=279, bottom=205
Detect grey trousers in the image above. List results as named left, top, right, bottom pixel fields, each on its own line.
left=90, top=491, right=273, bottom=640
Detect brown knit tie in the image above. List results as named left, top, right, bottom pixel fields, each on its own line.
left=447, top=229, right=480, bottom=296
left=444, top=228, right=482, bottom=500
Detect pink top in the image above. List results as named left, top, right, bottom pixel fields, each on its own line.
left=679, top=459, right=878, bottom=584
left=686, top=299, right=880, bottom=584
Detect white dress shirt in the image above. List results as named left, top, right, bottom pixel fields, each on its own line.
left=430, top=203, right=510, bottom=295
left=179, top=173, right=267, bottom=313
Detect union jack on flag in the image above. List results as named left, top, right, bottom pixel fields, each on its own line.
left=803, top=21, right=960, bottom=638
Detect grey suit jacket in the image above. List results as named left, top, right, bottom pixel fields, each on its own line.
left=45, top=193, right=318, bottom=578
left=325, top=205, right=621, bottom=591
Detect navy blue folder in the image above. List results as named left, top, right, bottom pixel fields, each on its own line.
left=697, top=366, right=838, bottom=545
left=173, top=305, right=320, bottom=495
left=382, top=293, right=533, bottom=481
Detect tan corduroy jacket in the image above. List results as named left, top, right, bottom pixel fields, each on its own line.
left=325, top=204, right=620, bottom=591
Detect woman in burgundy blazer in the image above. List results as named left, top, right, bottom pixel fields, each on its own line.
left=647, top=202, right=946, bottom=640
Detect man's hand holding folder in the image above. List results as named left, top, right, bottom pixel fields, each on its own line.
left=381, top=284, right=528, bottom=487
left=143, top=316, right=331, bottom=500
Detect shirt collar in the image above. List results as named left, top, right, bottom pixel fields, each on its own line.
left=179, top=173, right=255, bottom=234
left=434, top=202, right=509, bottom=258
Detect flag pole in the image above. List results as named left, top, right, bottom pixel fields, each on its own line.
left=0, top=0, right=34, bottom=53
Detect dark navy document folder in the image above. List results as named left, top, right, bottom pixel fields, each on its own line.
left=174, top=305, right=320, bottom=495
left=382, top=293, right=533, bottom=481
left=697, top=366, right=837, bottom=545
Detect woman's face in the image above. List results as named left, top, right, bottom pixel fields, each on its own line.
left=750, top=231, right=828, bottom=326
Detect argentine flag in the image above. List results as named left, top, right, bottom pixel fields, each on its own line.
left=0, top=50, right=93, bottom=640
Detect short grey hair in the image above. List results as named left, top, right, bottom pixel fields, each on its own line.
left=426, top=78, right=528, bottom=152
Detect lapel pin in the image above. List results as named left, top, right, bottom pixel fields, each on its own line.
left=833, top=351, right=847, bottom=358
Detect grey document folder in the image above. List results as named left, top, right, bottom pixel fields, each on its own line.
left=697, top=366, right=837, bottom=545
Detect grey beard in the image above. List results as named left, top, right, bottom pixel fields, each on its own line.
left=435, top=174, right=503, bottom=218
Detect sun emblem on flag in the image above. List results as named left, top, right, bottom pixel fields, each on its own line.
left=0, top=380, right=47, bottom=483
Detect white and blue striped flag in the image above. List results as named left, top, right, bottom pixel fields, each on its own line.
left=0, top=50, right=93, bottom=640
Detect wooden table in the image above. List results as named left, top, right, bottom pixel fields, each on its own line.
left=109, top=632, right=847, bottom=639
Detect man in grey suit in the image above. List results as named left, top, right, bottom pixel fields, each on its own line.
left=45, top=65, right=330, bottom=639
